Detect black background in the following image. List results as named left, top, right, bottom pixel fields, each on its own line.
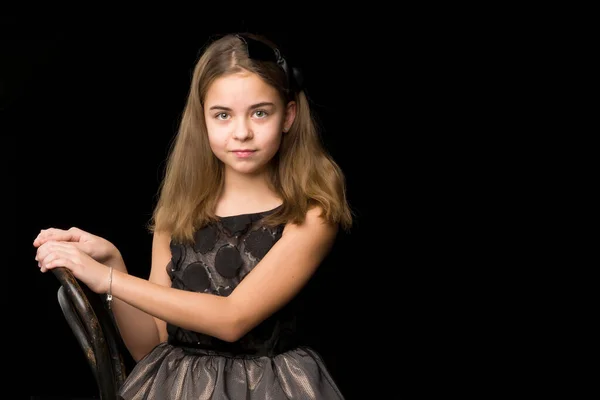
left=6, top=24, right=400, bottom=399
left=5, top=14, right=542, bottom=400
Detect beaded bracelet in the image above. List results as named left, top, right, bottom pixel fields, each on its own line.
left=106, top=266, right=113, bottom=309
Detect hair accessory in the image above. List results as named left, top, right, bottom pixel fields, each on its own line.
left=236, top=34, right=304, bottom=93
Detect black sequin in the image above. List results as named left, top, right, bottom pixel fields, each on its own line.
left=215, top=244, right=243, bottom=278
left=193, top=224, right=218, bottom=253
left=245, top=227, right=277, bottom=260
left=182, top=262, right=210, bottom=292
left=220, top=214, right=252, bottom=236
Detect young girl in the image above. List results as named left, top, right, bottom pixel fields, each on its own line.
left=33, top=33, right=352, bottom=399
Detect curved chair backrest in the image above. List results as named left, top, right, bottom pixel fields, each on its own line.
left=53, top=267, right=128, bottom=400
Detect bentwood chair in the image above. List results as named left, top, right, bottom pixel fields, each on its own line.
left=52, top=267, right=129, bottom=400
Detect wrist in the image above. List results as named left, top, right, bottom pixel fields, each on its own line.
left=107, top=250, right=126, bottom=272
left=106, top=266, right=114, bottom=308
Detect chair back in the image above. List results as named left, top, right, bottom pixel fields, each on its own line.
left=53, top=267, right=128, bottom=400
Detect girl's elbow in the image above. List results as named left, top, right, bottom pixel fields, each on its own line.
left=216, top=314, right=252, bottom=343
left=218, top=331, right=241, bottom=343
left=218, top=321, right=246, bottom=343
left=205, top=300, right=253, bottom=342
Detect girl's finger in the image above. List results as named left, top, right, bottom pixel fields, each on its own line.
left=46, top=241, right=78, bottom=251
left=37, top=241, right=78, bottom=260
left=33, top=228, right=81, bottom=246
left=36, top=243, right=58, bottom=262
left=34, top=228, right=76, bottom=247
left=35, top=242, right=54, bottom=261
left=43, top=258, right=71, bottom=272
left=36, top=228, right=61, bottom=240
left=40, top=249, right=70, bottom=268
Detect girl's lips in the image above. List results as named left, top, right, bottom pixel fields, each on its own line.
left=232, top=150, right=256, bottom=158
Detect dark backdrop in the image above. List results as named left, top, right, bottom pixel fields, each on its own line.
left=7, top=27, right=382, bottom=399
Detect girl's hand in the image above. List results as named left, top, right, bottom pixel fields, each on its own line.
left=33, top=227, right=124, bottom=271
left=35, top=241, right=112, bottom=294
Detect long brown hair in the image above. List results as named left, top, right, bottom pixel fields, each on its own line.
left=150, top=33, right=353, bottom=244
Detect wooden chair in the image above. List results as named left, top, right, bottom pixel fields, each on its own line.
left=53, top=267, right=129, bottom=400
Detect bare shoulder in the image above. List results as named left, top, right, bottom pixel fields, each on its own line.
left=286, top=204, right=337, bottom=229
left=281, top=205, right=338, bottom=247
left=152, top=229, right=172, bottom=247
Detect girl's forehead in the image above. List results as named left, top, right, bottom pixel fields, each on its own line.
left=205, top=72, right=280, bottom=107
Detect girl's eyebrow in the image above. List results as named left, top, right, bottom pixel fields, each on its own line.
left=208, top=102, right=276, bottom=111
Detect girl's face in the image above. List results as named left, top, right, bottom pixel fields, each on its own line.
left=204, top=71, right=296, bottom=177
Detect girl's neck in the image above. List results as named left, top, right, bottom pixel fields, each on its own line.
left=216, top=169, right=282, bottom=216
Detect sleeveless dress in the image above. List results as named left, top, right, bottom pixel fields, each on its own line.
left=117, top=207, right=344, bottom=399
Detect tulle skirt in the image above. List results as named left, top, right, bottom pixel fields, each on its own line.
left=117, top=342, right=344, bottom=399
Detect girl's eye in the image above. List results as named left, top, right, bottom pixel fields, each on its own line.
left=215, top=113, right=229, bottom=120
left=254, top=110, right=269, bottom=118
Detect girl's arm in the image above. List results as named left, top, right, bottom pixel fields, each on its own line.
left=109, top=206, right=337, bottom=343
left=38, top=206, right=337, bottom=344
left=109, top=231, right=172, bottom=360
left=35, top=229, right=173, bottom=361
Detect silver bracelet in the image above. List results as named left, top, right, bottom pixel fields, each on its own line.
left=106, top=266, right=113, bottom=309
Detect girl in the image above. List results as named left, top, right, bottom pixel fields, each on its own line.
left=34, top=33, right=352, bottom=399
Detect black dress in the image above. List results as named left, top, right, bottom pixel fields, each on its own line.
left=118, top=208, right=344, bottom=399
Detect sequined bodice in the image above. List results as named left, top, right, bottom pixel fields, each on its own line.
left=166, top=207, right=299, bottom=356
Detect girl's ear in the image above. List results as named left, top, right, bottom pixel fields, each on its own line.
left=283, top=101, right=297, bottom=132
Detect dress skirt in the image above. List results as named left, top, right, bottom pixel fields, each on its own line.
left=117, top=342, right=345, bottom=399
